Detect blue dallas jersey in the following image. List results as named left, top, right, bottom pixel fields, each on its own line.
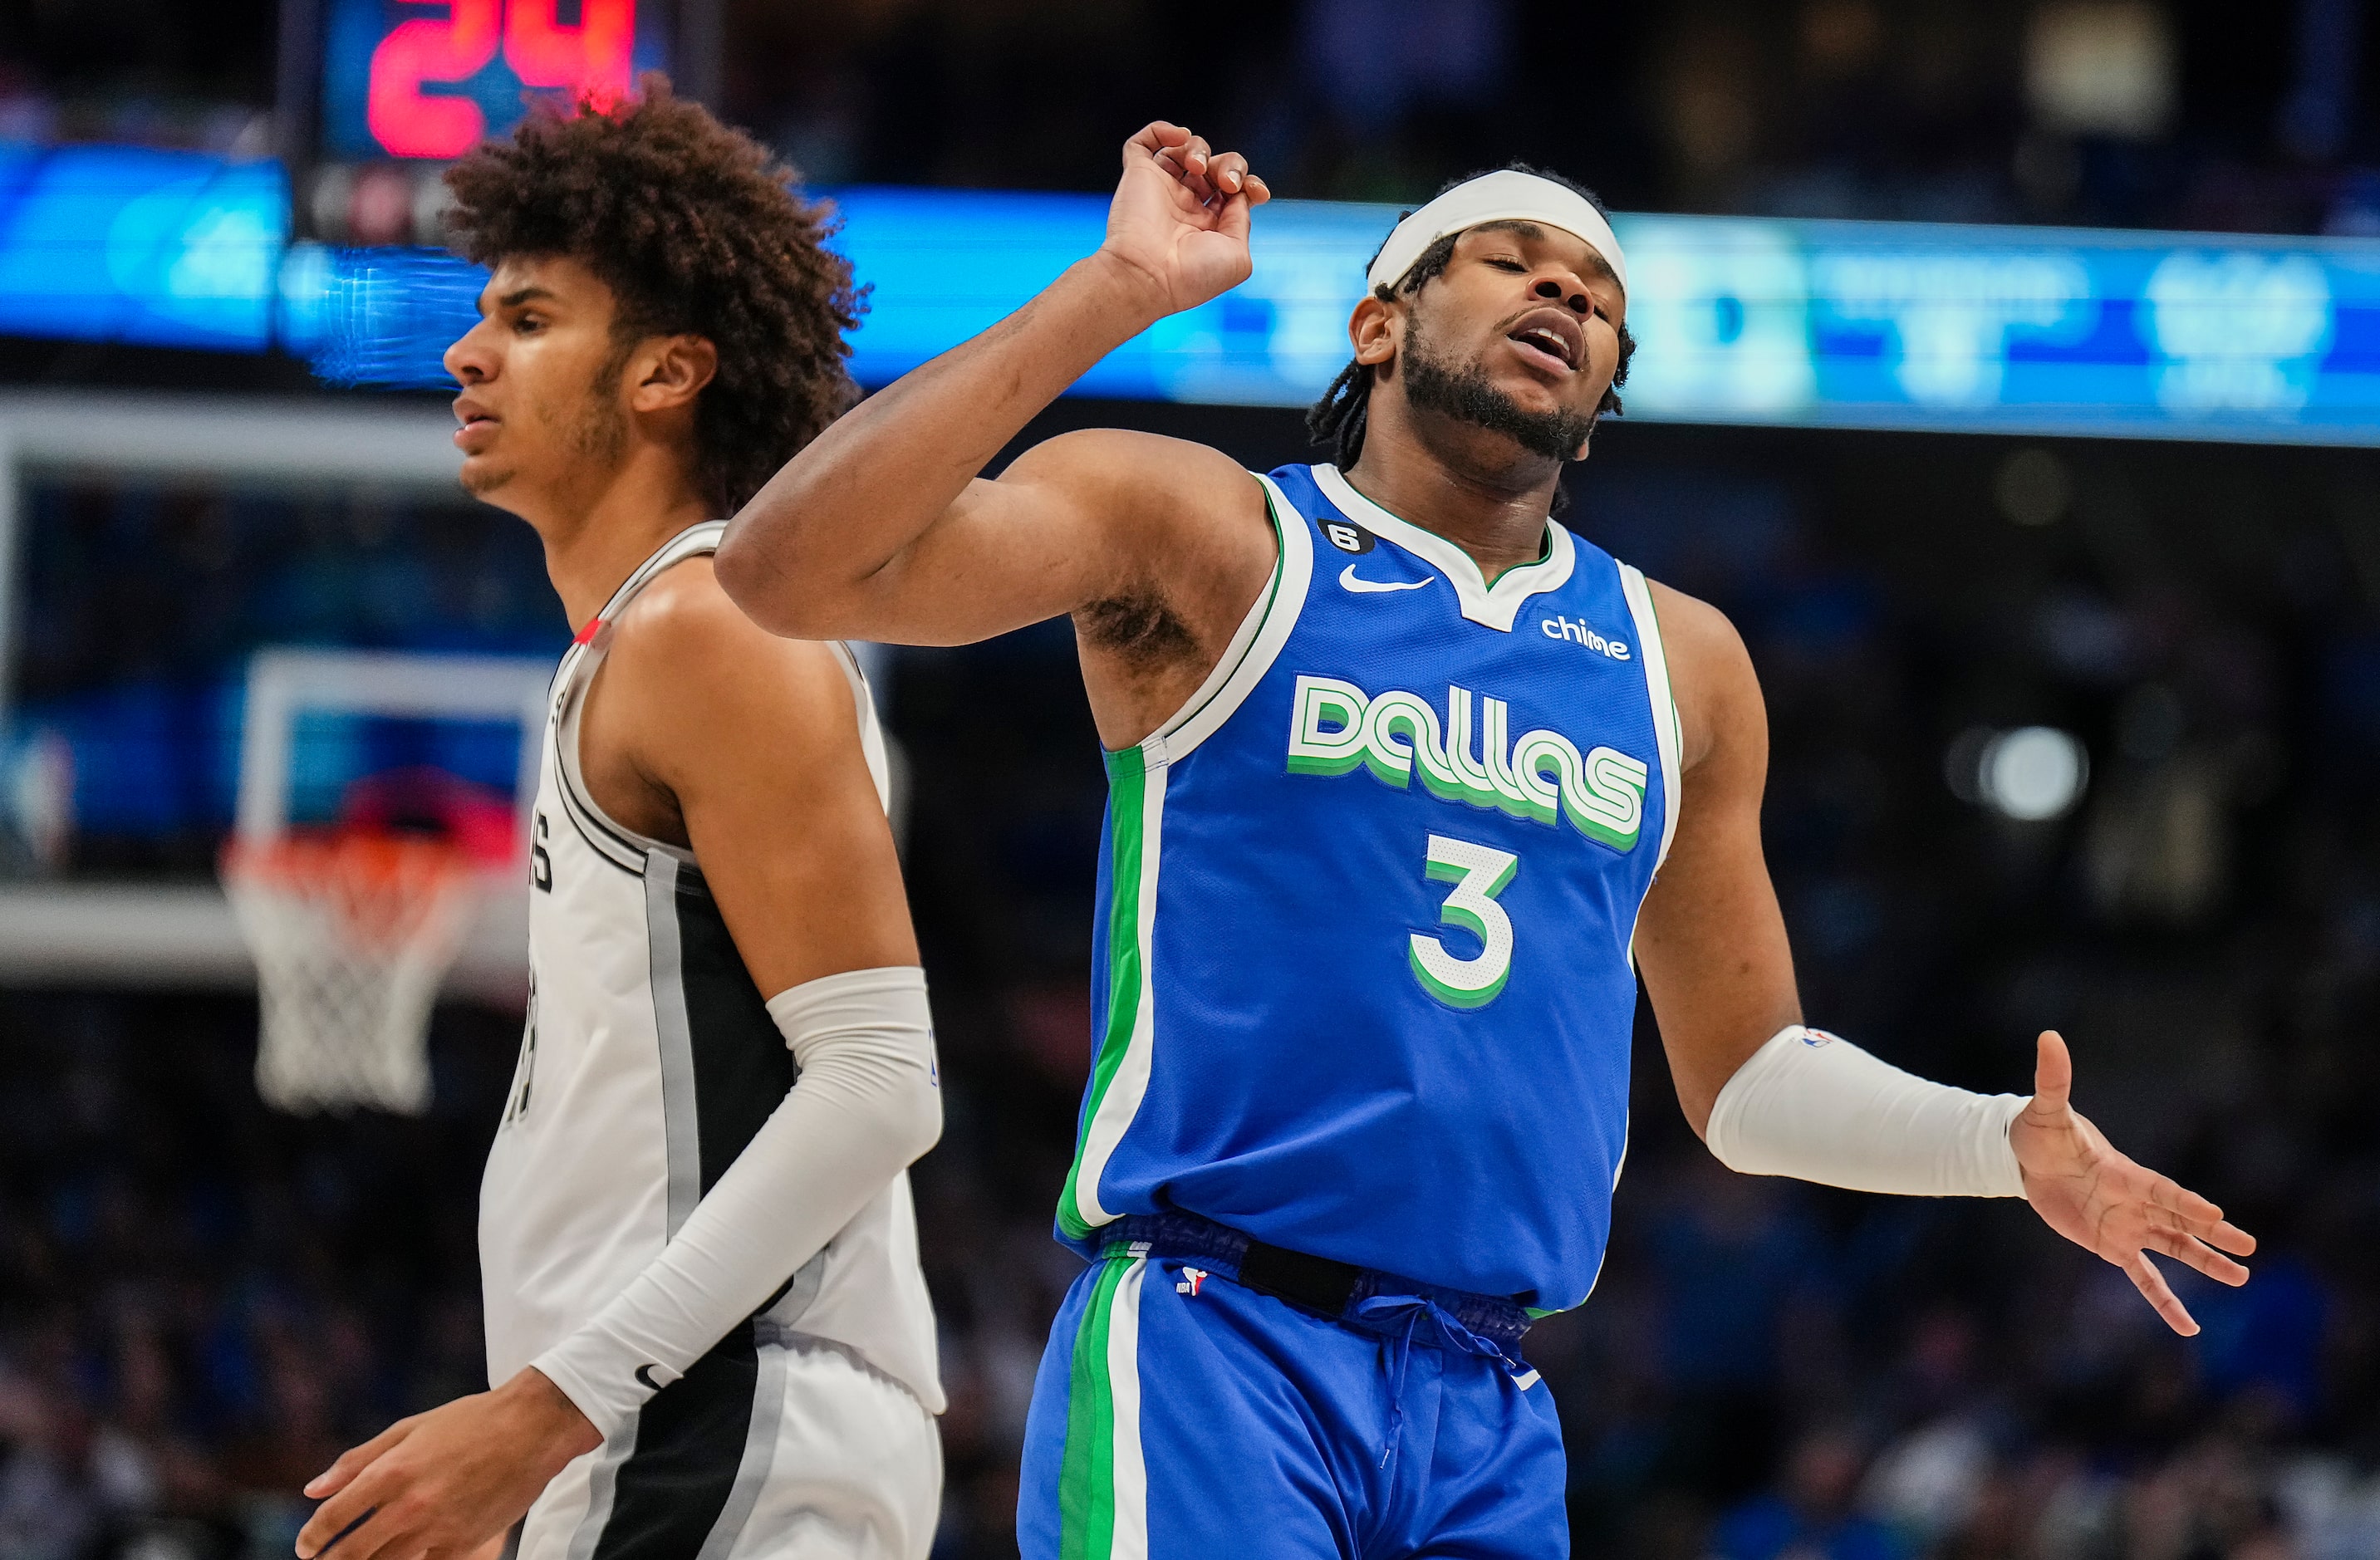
left=1057, top=463, right=1681, bottom=1312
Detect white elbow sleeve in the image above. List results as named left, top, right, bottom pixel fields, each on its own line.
left=530, top=967, right=940, bottom=1438
left=767, top=965, right=944, bottom=1160
left=1705, top=1025, right=2027, bottom=1199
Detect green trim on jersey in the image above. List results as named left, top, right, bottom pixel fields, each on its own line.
left=1149, top=480, right=1295, bottom=753
left=1057, top=476, right=1305, bottom=1240
left=1059, top=748, right=1151, bottom=1240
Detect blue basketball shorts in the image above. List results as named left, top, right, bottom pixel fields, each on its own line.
left=1017, top=1227, right=1568, bottom=1560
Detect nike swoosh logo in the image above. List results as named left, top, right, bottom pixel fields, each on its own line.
left=635, top=1363, right=667, bottom=1392
left=1339, top=563, right=1435, bottom=595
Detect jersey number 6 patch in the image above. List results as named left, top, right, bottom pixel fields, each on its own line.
left=1410, top=834, right=1519, bottom=1008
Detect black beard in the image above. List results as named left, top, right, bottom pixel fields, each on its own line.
left=1401, top=317, right=1597, bottom=463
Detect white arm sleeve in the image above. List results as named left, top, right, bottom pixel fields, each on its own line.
left=531, top=966, right=941, bottom=1437
left=1704, top=1024, right=2029, bottom=1199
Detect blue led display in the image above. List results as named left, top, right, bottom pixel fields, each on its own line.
left=1618, top=215, right=2380, bottom=441
left=838, top=192, right=2380, bottom=443
left=0, top=145, right=287, bottom=351
left=5, top=145, right=2380, bottom=445
left=280, top=243, right=485, bottom=387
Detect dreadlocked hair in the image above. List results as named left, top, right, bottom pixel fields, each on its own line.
left=1305, top=163, right=1635, bottom=473
left=444, top=76, right=866, bottom=516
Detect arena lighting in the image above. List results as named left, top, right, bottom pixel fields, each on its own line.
left=7, top=147, right=2380, bottom=443
left=1956, top=726, right=2092, bottom=822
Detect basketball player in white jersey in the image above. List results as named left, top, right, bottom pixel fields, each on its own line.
left=294, top=83, right=943, bottom=1560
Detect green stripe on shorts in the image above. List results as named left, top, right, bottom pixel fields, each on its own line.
left=1059, top=1254, right=1131, bottom=1560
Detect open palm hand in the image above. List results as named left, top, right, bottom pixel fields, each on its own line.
left=2011, top=1030, right=2256, bottom=1335
left=1100, top=121, right=1272, bottom=318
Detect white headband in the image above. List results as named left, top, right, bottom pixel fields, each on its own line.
left=1364, top=169, right=1627, bottom=297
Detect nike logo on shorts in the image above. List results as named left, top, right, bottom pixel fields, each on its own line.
left=1339, top=564, right=1435, bottom=595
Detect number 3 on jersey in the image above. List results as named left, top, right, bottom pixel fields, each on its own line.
left=1410, top=834, right=1519, bottom=1008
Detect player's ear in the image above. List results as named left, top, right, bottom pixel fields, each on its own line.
left=633, top=335, right=719, bottom=412
left=1349, top=296, right=1399, bottom=370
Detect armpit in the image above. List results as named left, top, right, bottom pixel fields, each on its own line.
left=1076, top=588, right=1199, bottom=671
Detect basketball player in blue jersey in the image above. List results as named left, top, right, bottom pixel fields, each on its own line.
left=716, top=123, right=2257, bottom=1560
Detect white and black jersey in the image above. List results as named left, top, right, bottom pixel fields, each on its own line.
left=481, top=522, right=941, bottom=1560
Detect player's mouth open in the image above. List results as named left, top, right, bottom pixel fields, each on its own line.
left=452, top=399, right=500, bottom=446
left=1506, top=310, right=1582, bottom=373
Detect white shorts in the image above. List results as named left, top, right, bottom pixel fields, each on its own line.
left=515, top=1327, right=941, bottom=1560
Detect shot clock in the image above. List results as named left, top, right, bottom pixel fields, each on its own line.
left=286, top=0, right=703, bottom=242
left=319, top=0, right=673, bottom=160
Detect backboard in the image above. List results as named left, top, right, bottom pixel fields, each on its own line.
left=0, top=391, right=566, bottom=993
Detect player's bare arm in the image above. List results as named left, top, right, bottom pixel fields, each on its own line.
left=1628, top=581, right=1801, bottom=1127
left=1636, top=580, right=2256, bottom=1336
left=580, top=559, right=920, bottom=987
left=716, top=123, right=1282, bottom=748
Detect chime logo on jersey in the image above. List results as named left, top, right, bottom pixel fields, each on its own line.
left=1286, top=674, right=1649, bottom=851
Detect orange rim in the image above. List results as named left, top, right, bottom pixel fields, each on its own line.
left=221, top=829, right=481, bottom=949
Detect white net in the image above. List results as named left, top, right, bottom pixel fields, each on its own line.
left=223, top=832, right=487, bottom=1115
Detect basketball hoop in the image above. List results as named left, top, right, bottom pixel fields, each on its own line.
left=224, top=651, right=549, bottom=1115
left=223, top=827, right=496, bottom=1116
left=224, top=765, right=519, bottom=1117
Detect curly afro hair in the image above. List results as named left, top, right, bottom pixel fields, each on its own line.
left=444, top=76, right=866, bottom=516
left=1306, top=163, right=1634, bottom=478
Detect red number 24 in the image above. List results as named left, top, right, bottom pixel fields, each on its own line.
left=368, top=0, right=636, bottom=159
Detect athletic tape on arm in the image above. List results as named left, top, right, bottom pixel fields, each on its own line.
left=529, top=966, right=941, bottom=1437
left=1705, top=1025, right=2028, bottom=1199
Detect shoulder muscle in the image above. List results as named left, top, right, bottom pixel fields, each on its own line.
left=594, top=557, right=915, bottom=989
left=1646, top=578, right=1762, bottom=778
left=601, top=558, right=866, bottom=792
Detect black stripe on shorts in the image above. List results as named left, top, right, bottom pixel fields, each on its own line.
left=589, top=1323, right=762, bottom=1560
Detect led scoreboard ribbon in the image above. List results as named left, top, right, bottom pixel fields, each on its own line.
left=822, top=190, right=2380, bottom=445
left=319, top=0, right=671, bottom=160
left=2, top=145, right=2380, bottom=447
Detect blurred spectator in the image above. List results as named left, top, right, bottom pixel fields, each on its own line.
left=1715, top=1427, right=1906, bottom=1560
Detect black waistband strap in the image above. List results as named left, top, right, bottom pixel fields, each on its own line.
left=1099, top=1211, right=1532, bottom=1349
left=1239, top=1237, right=1362, bottom=1316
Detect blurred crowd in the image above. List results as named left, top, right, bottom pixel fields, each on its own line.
left=0, top=989, right=510, bottom=1560
left=8, top=0, right=2380, bottom=236
left=731, top=0, right=2380, bottom=236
